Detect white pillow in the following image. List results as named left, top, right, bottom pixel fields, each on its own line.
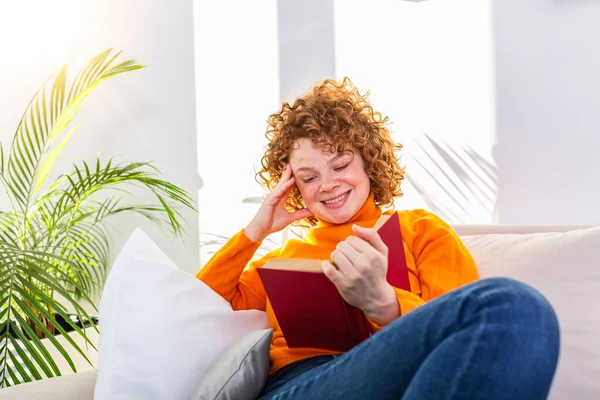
left=94, top=228, right=269, bottom=400
left=189, top=328, right=272, bottom=400
left=461, top=226, right=600, bottom=400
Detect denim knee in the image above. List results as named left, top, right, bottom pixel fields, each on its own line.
left=474, top=277, right=552, bottom=308
left=469, top=277, right=560, bottom=339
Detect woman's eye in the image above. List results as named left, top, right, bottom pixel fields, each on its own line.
left=302, top=176, right=316, bottom=183
left=334, top=164, right=349, bottom=172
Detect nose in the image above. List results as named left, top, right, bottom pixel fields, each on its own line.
left=319, top=174, right=340, bottom=193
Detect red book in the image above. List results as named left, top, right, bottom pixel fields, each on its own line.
left=257, top=212, right=410, bottom=352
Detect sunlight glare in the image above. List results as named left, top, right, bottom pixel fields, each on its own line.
left=0, top=0, right=84, bottom=65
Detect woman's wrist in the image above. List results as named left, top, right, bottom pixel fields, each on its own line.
left=363, top=284, right=400, bottom=327
left=243, top=224, right=267, bottom=243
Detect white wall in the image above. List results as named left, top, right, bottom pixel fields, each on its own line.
left=493, top=0, right=600, bottom=224
left=0, top=0, right=200, bottom=305
left=277, top=0, right=336, bottom=104
left=334, top=0, right=497, bottom=224
left=194, top=0, right=498, bottom=241
left=194, top=0, right=280, bottom=248
left=335, top=0, right=600, bottom=225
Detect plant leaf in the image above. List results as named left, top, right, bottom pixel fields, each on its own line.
left=0, top=142, right=4, bottom=176
left=33, top=125, right=80, bottom=194
left=7, top=345, right=33, bottom=384
left=0, top=48, right=195, bottom=388
left=6, top=49, right=144, bottom=215
left=46, top=158, right=194, bottom=240
left=0, top=243, right=97, bottom=386
left=10, top=309, right=60, bottom=378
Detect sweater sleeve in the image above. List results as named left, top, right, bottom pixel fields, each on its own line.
left=196, top=229, right=281, bottom=311
left=367, top=209, right=479, bottom=331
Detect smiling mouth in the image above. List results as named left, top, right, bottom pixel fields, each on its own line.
left=322, top=191, right=350, bottom=205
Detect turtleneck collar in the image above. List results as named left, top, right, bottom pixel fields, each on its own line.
left=314, top=191, right=382, bottom=228
left=300, top=191, right=383, bottom=248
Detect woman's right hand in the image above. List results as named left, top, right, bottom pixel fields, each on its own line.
left=244, top=164, right=313, bottom=242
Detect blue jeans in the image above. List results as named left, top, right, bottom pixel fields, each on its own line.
left=259, top=277, right=560, bottom=400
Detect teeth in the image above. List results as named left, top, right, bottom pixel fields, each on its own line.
left=324, top=192, right=348, bottom=204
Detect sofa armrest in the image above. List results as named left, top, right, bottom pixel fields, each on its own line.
left=0, top=370, right=96, bottom=400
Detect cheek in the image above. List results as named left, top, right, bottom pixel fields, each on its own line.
left=297, top=184, right=317, bottom=203
left=341, top=169, right=368, bottom=186
left=352, top=166, right=370, bottom=185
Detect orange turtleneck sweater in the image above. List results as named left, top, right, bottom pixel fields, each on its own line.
left=196, top=193, right=478, bottom=375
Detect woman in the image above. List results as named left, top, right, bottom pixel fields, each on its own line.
left=196, top=78, right=560, bottom=399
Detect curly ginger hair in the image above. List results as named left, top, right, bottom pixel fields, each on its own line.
left=256, top=77, right=405, bottom=227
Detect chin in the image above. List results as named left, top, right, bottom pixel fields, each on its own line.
left=310, top=188, right=369, bottom=225
left=317, top=205, right=359, bottom=225
left=319, top=215, right=347, bottom=225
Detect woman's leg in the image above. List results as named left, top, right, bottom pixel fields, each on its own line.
left=261, top=355, right=336, bottom=396
left=259, top=277, right=560, bottom=400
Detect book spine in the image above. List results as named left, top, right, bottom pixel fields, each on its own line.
left=339, top=296, right=356, bottom=349
left=356, top=308, right=370, bottom=342
left=361, top=312, right=372, bottom=339
left=343, top=301, right=370, bottom=346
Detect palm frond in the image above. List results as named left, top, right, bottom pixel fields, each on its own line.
left=0, top=213, right=22, bottom=247
left=4, top=49, right=144, bottom=217
left=35, top=188, right=186, bottom=300
left=0, top=243, right=98, bottom=387
left=44, top=158, right=194, bottom=238
left=0, top=143, right=4, bottom=175
left=47, top=221, right=111, bottom=299
left=0, top=48, right=195, bottom=388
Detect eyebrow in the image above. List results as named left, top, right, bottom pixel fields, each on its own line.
left=295, top=153, right=351, bottom=173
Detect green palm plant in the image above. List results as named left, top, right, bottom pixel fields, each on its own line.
left=0, top=49, right=195, bottom=387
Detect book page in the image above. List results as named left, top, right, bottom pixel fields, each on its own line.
left=373, top=213, right=392, bottom=230
left=262, top=258, right=324, bottom=272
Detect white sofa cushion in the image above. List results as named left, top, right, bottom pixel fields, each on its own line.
left=94, top=228, right=269, bottom=400
left=0, top=370, right=96, bottom=400
left=461, top=226, right=600, bottom=400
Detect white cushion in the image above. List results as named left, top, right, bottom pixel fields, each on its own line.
left=461, top=226, right=600, bottom=400
left=0, top=370, right=96, bottom=400
left=94, top=228, right=269, bottom=400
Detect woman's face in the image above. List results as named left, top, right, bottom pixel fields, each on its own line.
left=288, top=138, right=371, bottom=225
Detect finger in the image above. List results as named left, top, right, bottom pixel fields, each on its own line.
left=351, top=224, right=388, bottom=255
left=345, top=235, right=372, bottom=253
left=277, top=163, right=292, bottom=185
left=276, top=177, right=297, bottom=205
left=268, top=176, right=296, bottom=203
left=330, top=248, right=355, bottom=278
left=277, top=176, right=296, bottom=194
left=336, top=241, right=362, bottom=262
left=271, top=164, right=292, bottom=192
left=321, top=260, right=344, bottom=286
left=289, top=207, right=313, bottom=222
left=278, top=172, right=296, bottom=192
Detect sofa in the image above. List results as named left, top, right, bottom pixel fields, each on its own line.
left=1, top=223, right=598, bottom=400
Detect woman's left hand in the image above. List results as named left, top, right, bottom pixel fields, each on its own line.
left=322, top=224, right=400, bottom=326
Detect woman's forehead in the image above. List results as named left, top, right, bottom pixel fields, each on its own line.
left=290, top=138, right=353, bottom=154
left=289, top=141, right=354, bottom=165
